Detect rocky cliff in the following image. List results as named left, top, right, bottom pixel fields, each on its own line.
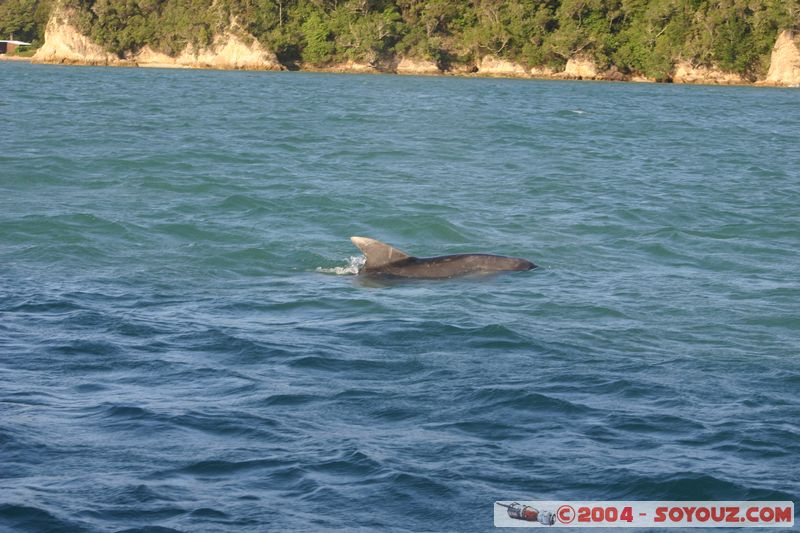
left=33, top=9, right=119, bottom=66
left=561, top=56, right=599, bottom=79
left=130, top=33, right=283, bottom=70
left=763, top=30, right=800, bottom=87
left=477, top=56, right=528, bottom=77
left=30, top=8, right=800, bottom=87
left=671, top=61, right=745, bottom=84
left=396, top=57, right=440, bottom=75
left=33, top=8, right=283, bottom=71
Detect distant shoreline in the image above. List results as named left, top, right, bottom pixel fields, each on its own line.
left=17, top=10, right=800, bottom=88
left=8, top=56, right=794, bottom=89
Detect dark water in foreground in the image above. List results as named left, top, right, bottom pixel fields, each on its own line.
left=1, top=62, right=798, bottom=531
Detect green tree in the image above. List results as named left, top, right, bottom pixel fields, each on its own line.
left=9, top=0, right=798, bottom=78
left=300, top=10, right=334, bottom=63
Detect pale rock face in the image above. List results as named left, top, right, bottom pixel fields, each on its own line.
left=563, top=56, right=598, bottom=79
left=129, top=46, right=182, bottom=68
left=34, top=9, right=282, bottom=71
left=477, top=55, right=527, bottom=76
left=396, top=57, right=440, bottom=75
left=177, top=33, right=282, bottom=70
left=764, top=30, right=800, bottom=86
left=672, top=61, right=744, bottom=84
left=33, top=10, right=118, bottom=65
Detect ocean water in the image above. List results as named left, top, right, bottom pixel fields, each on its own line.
left=1, top=61, right=798, bottom=532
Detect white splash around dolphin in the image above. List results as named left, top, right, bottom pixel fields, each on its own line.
left=316, top=255, right=365, bottom=275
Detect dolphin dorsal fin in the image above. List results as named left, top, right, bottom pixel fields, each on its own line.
left=350, top=236, right=412, bottom=268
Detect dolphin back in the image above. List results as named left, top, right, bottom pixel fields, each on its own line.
left=350, top=236, right=536, bottom=278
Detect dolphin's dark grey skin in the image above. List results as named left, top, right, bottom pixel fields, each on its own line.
left=350, top=237, right=536, bottom=279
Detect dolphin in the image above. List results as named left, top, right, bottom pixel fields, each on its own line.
left=350, top=236, right=536, bottom=279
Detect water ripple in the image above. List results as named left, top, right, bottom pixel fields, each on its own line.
left=0, top=63, right=798, bottom=531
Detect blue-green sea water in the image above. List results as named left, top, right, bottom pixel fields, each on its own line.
left=1, top=61, right=798, bottom=532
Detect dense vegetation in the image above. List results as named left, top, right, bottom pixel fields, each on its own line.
left=0, top=0, right=51, bottom=47
left=2, top=0, right=799, bottom=79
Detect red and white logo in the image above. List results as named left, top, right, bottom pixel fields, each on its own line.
left=556, top=505, right=575, bottom=524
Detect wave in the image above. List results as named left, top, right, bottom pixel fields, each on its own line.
left=0, top=504, right=86, bottom=532
left=468, top=387, right=595, bottom=414
left=612, top=472, right=798, bottom=501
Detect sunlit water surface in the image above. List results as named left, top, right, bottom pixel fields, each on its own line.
left=1, top=62, right=798, bottom=531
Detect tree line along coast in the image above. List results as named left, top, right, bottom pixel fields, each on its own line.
left=2, top=0, right=799, bottom=85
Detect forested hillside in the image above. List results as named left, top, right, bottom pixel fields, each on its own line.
left=2, top=0, right=799, bottom=79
